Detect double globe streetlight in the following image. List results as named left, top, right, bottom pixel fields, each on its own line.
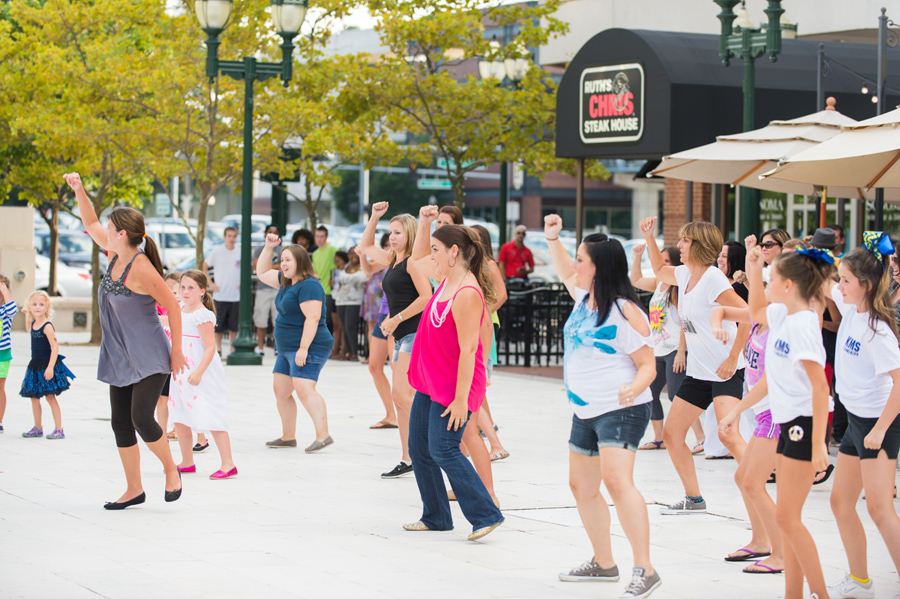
left=479, top=39, right=529, bottom=248
left=194, top=0, right=307, bottom=365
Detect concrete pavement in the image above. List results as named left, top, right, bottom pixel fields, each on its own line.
left=0, top=330, right=897, bottom=599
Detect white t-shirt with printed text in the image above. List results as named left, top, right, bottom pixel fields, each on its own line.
left=765, top=304, right=827, bottom=424
left=674, top=265, right=745, bottom=382
left=648, top=283, right=682, bottom=357
left=832, top=285, right=900, bottom=418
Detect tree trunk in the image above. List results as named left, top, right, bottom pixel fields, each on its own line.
left=196, top=187, right=210, bottom=268
left=304, top=178, right=318, bottom=229
left=89, top=194, right=104, bottom=345
left=48, top=203, right=59, bottom=296
left=452, top=171, right=466, bottom=208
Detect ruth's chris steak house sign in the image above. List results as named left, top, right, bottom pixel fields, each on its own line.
left=579, top=63, right=644, bottom=144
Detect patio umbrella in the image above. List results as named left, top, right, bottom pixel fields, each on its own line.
left=760, top=105, right=900, bottom=206
left=650, top=100, right=898, bottom=201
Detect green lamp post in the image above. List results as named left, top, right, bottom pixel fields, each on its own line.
left=195, top=0, right=307, bottom=366
left=715, top=0, right=784, bottom=239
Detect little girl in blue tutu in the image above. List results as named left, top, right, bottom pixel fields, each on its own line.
left=20, top=291, right=75, bottom=439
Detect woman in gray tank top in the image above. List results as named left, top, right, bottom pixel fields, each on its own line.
left=65, top=173, right=187, bottom=510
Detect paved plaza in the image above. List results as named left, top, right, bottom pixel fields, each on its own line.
left=1, top=330, right=898, bottom=599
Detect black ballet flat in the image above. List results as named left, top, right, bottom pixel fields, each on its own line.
left=165, top=470, right=182, bottom=503
left=103, top=492, right=146, bottom=510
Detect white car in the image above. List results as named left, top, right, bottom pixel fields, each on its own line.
left=144, top=223, right=197, bottom=270
left=34, top=254, right=94, bottom=297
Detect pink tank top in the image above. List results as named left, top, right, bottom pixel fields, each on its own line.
left=407, top=280, right=487, bottom=412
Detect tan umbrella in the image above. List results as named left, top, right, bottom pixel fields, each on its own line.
left=761, top=105, right=900, bottom=206
left=650, top=101, right=897, bottom=201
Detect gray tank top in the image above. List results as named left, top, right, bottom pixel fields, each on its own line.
left=97, top=253, right=171, bottom=387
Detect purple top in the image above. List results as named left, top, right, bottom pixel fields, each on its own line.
left=745, top=319, right=768, bottom=388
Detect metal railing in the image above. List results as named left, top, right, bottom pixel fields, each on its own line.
left=496, top=281, right=573, bottom=367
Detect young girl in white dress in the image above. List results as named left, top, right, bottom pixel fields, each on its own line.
left=170, top=269, right=237, bottom=479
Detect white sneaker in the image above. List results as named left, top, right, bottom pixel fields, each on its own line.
left=827, top=574, right=875, bottom=599
left=254, top=347, right=265, bottom=356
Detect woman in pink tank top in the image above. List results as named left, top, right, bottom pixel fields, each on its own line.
left=403, top=208, right=504, bottom=541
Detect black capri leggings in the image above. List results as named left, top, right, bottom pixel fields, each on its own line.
left=649, top=351, right=687, bottom=422
left=109, top=372, right=168, bottom=448
left=337, top=304, right=361, bottom=356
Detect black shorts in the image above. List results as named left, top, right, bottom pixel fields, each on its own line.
left=777, top=415, right=826, bottom=462
left=160, top=373, right=171, bottom=397
left=675, top=370, right=745, bottom=410
left=326, top=295, right=337, bottom=315
left=214, top=300, right=240, bottom=333
left=839, top=412, right=900, bottom=460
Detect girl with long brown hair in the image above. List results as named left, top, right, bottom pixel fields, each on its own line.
left=403, top=207, right=503, bottom=541
left=64, top=172, right=186, bottom=510
left=169, top=270, right=236, bottom=478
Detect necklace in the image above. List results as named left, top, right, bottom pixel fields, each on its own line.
left=429, top=276, right=466, bottom=328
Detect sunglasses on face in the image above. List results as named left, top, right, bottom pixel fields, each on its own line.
left=759, top=241, right=781, bottom=249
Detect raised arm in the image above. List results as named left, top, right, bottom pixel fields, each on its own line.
left=359, top=202, right=393, bottom=267
left=355, top=246, right=385, bottom=278
left=638, top=217, right=677, bottom=285
left=63, top=173, right=107, bottom=250
left=544, top=214, right=577, bottom=298
left=412, top=205, right=439, bottom=280
left=745, top=235, right=767, bottom=326
left=256, top=233, right=282, bottom=289
left=629, top=243, right=657, bottom=292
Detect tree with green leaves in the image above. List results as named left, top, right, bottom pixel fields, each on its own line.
left=345, top=0, right=607, bottom=209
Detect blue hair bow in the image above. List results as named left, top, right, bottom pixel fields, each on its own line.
left=795, top=247, right=835, bottom=265
left=862, top=231, right=896, bottom=263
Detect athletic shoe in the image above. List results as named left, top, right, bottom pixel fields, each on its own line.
left=381, top=462, right=414, bottom=479
left=193, top=442, right=210, bottom=453
left=254, top=347, right=265, bottom=356
left=22, top=427, right=43, bottom=438
left=659, top=496, right=707, bottom=515
left=0, top=423, right=4, bottom=433
left=46, top=428, right=65, bottom=440
left=620, top=567, right=661, bottom=598
left=558, top=560, right=619, bottom=582
left=827, top=574, right=875, bottom=599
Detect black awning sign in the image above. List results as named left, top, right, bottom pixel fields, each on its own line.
left=579, top=63, right=644, bottom=144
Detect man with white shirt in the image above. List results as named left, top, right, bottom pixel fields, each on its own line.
left=204, top=227, right=241, bottom=354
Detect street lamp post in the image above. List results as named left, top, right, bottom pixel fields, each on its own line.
left=479, top=40, right=528, bottom=248
left=715, top=0, right=785, bottom=239
left=195, top=0, right=307, bottom=366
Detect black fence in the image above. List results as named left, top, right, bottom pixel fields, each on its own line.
left=495, top=281, right=573, bottom=367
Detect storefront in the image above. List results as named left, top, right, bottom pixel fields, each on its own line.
left=556, top=28, right=900, bottom=243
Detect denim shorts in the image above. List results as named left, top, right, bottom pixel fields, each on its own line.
left=753, top=409, right=780, bottom=439
left=569, top=403, right=651, bottom=456
left=273, top=348, right=330, bottom=381
left=371, top=313, right=388, bottom=340
left=393, top=332, right=416, bottom=362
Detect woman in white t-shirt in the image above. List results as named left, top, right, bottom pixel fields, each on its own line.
left=720, top=242, right=833, bottom=599
left=630, top=243, right=705, bottom=452
left=638, top=217, right=750, bottom=516
left=545, top=215, right=661, bottom=598
left=826, top=233, right=900, bottom=599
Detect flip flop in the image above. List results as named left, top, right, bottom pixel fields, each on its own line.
left=639, top=440, right=666, bottom=450
left=743, top=560, right=783, bottom=574
left=370, top=421, right=399, bottom=429
left=725, top=548, right=771, bottom=562
left=812, top=464, right=834, bottom=485
left=490, top=450, right=510, bottom=462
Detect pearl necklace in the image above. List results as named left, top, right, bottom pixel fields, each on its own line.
left=428, top=278, right=465, bottom=328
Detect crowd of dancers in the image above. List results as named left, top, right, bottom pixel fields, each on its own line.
left=0, top=171, right=898, bottom=599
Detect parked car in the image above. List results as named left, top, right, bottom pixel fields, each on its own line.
left=34, top=254, right=93, bottom=297
left=144, top=222, right=197, bottom=270
left=34, top=229, right=108, bottom=274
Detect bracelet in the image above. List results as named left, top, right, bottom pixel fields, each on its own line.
left=397, top=313, right=404, bottom=322
left=546, top=237, right=558, bottom=241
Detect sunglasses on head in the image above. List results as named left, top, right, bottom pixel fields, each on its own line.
left=759, top=241, right=781, bottom=249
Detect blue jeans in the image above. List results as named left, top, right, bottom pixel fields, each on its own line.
left=409, top=391, right=504, bottom=532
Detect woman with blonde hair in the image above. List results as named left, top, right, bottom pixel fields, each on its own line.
left=360, top=203, right=433, bottom=478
